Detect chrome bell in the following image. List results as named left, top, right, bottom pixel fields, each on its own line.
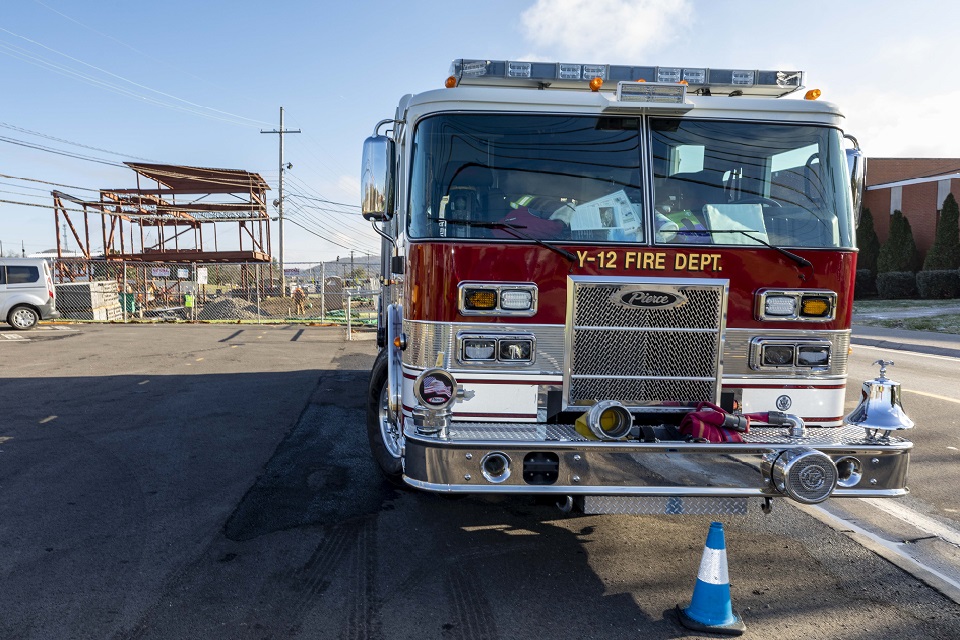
left=844, top=360, right=915, bottom=440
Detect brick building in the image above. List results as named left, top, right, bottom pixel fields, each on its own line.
left=862, top=158, right=960, bottom=259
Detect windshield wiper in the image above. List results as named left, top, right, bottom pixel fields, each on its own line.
left=429, top=217, right=576, bottom=262
left=687, top=229, right=812, bottom=269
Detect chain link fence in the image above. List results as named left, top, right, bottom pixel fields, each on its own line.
left=51, top=259, right=380, bottom=327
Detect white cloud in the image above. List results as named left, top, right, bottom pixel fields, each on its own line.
left=336, top=174, right=360, bottom=201
left=519, top=0, right=692, bottom=62
left=837, top=86, right=960, bottom=158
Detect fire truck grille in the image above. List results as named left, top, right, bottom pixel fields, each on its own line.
left=565, top=277, right=726, bottom=409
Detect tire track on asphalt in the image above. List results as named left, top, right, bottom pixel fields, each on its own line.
left=446, top=566, right=500, bottom=640
left=341, top=518, right=381, bottom=640
left=284, top=521, right=359, bottom=634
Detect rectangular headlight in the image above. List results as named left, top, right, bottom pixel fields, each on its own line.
left=761, top=344, right=795, bottom=366
left=764, top=295, right=797, bottom=317
left=751, top=337, right=833, bottom=372
left=797, top=344, right=831, bottom=367
left=459, top=282, right=538, bottom=316
left=500, top=289, right=533, bottom=311
left=800, top=296, right=832, bottom=318
left=498, top=339, right=533, bottom=362
left=463, top=288, right=497, bottom=311
left=757, top=289, right=837, bottom=322
left=463, top=338, right=496, bottom=361
left=457, top=333, right=536, bottom=366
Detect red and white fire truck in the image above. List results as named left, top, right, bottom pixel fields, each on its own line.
left=360, top=59, right=913, bottom=514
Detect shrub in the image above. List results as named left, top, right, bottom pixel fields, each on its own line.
left=856, top=208, right=881, bottom=276
left=877, top=210, right=921, bottom=273
left=876, top=271, right=917, bottom=299
left=854, top=269, right=877, bottom=299
left=916, top=270, right=960, bottom=299
left=923, top=193, right=960, bottom=270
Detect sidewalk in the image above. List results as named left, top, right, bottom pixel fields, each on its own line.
left=852, top=324, right=960, bottom=359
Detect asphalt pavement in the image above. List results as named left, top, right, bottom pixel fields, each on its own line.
left=851, top=324, right=960, bottom=359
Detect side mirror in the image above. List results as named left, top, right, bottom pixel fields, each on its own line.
left=361, top=135, right=396, bottom=221
left=845, top=135, right=866, bottom=226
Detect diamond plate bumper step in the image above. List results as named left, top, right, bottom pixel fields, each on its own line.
left=583, top=496, right=749, bottom=515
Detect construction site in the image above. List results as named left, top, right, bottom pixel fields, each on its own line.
left=47, top=162, right=378, bottom=324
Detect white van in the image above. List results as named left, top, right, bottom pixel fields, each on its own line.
left=0, top=258, right=60, bottom=330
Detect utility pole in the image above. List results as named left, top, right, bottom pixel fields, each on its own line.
left=261, top=107, right=300, bottom=296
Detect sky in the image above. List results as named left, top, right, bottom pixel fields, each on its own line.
left=1, top=0, right=958, bottom=263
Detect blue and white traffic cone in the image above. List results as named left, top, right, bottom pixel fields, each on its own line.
left=676, top=521, right=746, bottom=636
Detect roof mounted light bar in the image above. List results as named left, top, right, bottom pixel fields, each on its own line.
left=450, top=59, right=805, bottom=98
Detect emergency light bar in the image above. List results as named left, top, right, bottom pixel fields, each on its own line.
left=450, top=59, right=804, bottom=98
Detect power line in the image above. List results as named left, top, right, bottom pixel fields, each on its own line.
left=0, top=26, right=272, bottom=129
left=30, top=0, right=248, bottom=99
left=0, top=121, right=160, bottom=162
left=0, top=135, right=125, bottom=167
left=285, top=203, right=378, bottom=253
left=285, top=193, right=360, bottom=209
left=0, top=172, right=101, bottom=192
left=284, top=216, right=377, bottom=254
left=283, top=182, right=374, bottom=237
left=285, top=205, right=378, bottom=254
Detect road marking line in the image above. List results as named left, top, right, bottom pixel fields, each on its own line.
left=138, top=380, right=149, bottom=385
left=861, top=498, right=960, bottom=546
left=855, top=343, right=960, bottom=362
left=2, top=334, right=28, bottom=341
left=904, top=389, right=960, bottom=404
left=38, top=416, right=57, bottom=424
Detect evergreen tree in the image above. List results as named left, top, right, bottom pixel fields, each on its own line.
left=855, top=207, right=881, bottom=275
left=922, top=193, right=960, bottom=270
left=877, top=210, right=920, bottom=273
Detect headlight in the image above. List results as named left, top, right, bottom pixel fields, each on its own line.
left=762, top=344, right=795, bottom=366
left=463, top=288, right=497, bottom=311
left=459, top=282, right=538, bottom=316
left=797, top=344, right=830, bottom=367
left=757, top=289, right=836, bottom=322
left=764, top=295, right=797, bottom=317
left=498, top=339, right=533, bottom=362
left=500, top=289, right=533, bottom=311
left=459, top=333, right=536, bottom=365
left=751, top=338, right=832, bottom=371
left=463, top=338, right=496, bottom=360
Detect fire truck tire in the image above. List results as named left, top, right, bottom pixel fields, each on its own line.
left=367, top=351, right=405, bottom=486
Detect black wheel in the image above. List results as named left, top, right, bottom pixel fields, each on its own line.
left=366, top=351, right=404, bottom=485
left=8, top=305, right=39, bottom=330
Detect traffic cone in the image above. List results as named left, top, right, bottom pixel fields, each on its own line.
left=676, top=521, right=746, bottom=636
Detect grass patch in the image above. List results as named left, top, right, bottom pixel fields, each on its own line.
left=854, top=313, right=960, bottom=334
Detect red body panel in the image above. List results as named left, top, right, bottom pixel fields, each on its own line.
left=406, top=242, right=856, bottom=329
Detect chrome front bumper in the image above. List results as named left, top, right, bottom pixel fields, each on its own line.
left=402, top=423, right=911, bottom=499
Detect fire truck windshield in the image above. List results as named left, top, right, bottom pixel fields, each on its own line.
left=408, top=114, right=854, bottom=249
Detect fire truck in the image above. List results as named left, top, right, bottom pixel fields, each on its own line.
left=359, top=59, right=914, bottom=515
